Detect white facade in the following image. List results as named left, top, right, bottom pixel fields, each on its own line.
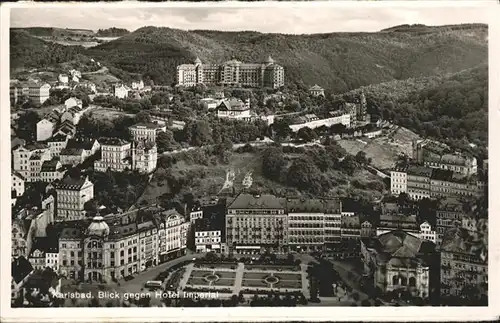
left=12, top=172, right=25, bottom=198
left=58, top=74, right=69, bottom=84
left=47, top=136, right=69, bottom=157
left=36, top=119, right=55, bottom=142
left=418, top=222, right=437, bottom=244
left=390, top=171, right=408, bottom=195
left=55, top=177, right=94, bottom=222
left=94, top=141, right=132, bottom=172
left=114, top=85, right=129, bottom=99
left=13, top=145, right=51, bottom=179
left=29, top=83, right=51, bottom=105
left=289, top=113, right=351, bottom=132
left=129, top=124, right=166, bottom=143
left=131, top=80, right=144, bottom=90
left=195, top=230, right=222, bottom=253
left=162, top=212, right=189, bottom=256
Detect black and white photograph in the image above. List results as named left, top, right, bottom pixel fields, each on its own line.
left=1, top=1, right=497, bottom=321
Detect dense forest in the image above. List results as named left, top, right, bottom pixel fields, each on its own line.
left=96, top=27, right=130, bottom=37
left=340, top=64, right=488, bottom=158
left=86, top=24, right=487, bottom=90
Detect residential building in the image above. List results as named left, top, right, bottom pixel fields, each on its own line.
left=59, top=148, right=86, bottom=166
left=216, top=98, right=251, bottom=120
left=377, top=213, right=420, bottom=237
left=226, top=193, right=287, bottom=254
left=189, top=205, right=204, bottom=223
left=390, top=166, right=408, bottom=196
left=36, top=119, right=55, bottom=142
left=11, top=257, right=34, bottom=305
left=40, top=159, right=65, bottom=183
left=412, top=139, right=477, bottom=176
left=436, top=198, right=467, bottom=246
left=177, top=56, right=285, bottom=89
left=419, top=221, right=437, bottom=244
left=54, top=176, right=94, bottom=221
left=61, top=106, right=87, bottom=125
left=73, top=82, right=97, bottom=94
left=406, top=165, right=433, bottom=200
left=361, top=231, right=435, bottom=298
left=69, top=69, right=82, bottom=79
left=29, top=83, right=51, bottom=105
left=440, top=227, right=487, bottom=303
left=131, top=140, right=158, bottom=174
left=12, top=143, right=51, bottom=179
left=46, top=134, right=69, bottom=157
left=28, top=237, right=59, bottom=272
left=200, top=98, right=221, bottom=110
left=129, top=123, right=166, bottom=143
left=114, top=84, right=130, bottom=99
left=94, top=138, right=132, bottom=172
left=429, top=169, right=481, bottom=199
left=160, top=209, right=190, bottom=261
left=12, top=171, right=26, bottom=199
left=194, top=204, right=226, bottom=253
left=28, top=150, right=52, bottom=182
left=66, top=138, right=100, bottom=157
left=287, top=199, right=328, bottom=252
left=53, top=120, right=77, bottom=138
left=309, top=84, right=325, bottom=97
left=64, top=97, right=83, bottom=110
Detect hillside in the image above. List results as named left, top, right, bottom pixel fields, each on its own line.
left=340, top=64, right=488, bottom=158
left=10, top=30, right=88, bottom=72
left=11, top=27, right=95, bottom=37
left=96, top=27, right=129, bottom=37
left=86, top=24, right=487, bottom=91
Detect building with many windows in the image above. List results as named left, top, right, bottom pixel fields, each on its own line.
left=28, top=237, right=59, bottom=272
left=54, top=176, right=94, bottom=222
left=216, top=98, right=251, bottom=120
left=436, top=198, right=467, bottom=247
left=177, top=56, right=285, bottom=89
left=12, top=143, right=51, bottom=179
left=440, top=226, right=487, bottom=303
left=129, top=123, right=166, bottom=143
left=131, top=140, right=158, bottom=174
left=94, top=138, right=132, bottom=172
left=46, top=134, right=69, bottom=157
left=226, top=193, right=287, bottom=254
left=36, top=119, right=55, bottom=142
left=361, top=231, right=435, bottom=299
left=194, top=204, right=226, bottom=253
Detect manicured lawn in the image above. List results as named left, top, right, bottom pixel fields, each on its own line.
left=241, top=279, right=270, bottom=288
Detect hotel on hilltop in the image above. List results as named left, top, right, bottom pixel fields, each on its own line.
left=177, top=56, right=285, bottom=89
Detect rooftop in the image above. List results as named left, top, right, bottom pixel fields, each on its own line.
left=29, top=237, right=59, bottom=256
left=309, top=84, right=324, bottom=91
left=218, top=98, right=249, bottom=111
left=54, top=176, right=91, bottom=191
left=41, top=159, right=61, bottom=172
left=60, top=147, right=84, bottom=156
left=67, top=138, right=98, bottom=151
left=407, top=165, right=433, bottom=178
left=99, top=137, right=130, bottom=146
left=131, top=123, right=164, bottom=130
left=440, top=227, right=487, bottom=262
left=11, top=256, right=33, bottom=284
left=228, top=193, right=285, bottom=210
left=286, top=198, right=341, bottom=214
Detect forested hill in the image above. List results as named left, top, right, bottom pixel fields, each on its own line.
left=86, top=24, right=487, bottom=91
left=340, top=64, right=488, bottom=159
left=10, top=30, right=87, bottom=71
left=96, top=28, right=130, bottom=37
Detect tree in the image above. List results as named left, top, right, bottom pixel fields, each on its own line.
left=355, top=151, right=368, bottom=165
left=287, top=156, right=322, bottom=194
left=183, top=120, right=212, bottom=146
left=397, top=192, right=410, bottom=207
left=156, top=130, right=176, bottom=153
left=16, top=110, right=40, bottom=142
left=297, top=127, right=318, bottom=142
left=262, top=147, right=287, bottom=182
left=135, top=111, right=152, bottom=124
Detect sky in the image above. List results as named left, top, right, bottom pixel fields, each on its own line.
left=9, top=4, right=490, bottom=34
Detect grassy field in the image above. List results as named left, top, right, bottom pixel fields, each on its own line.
left=338, top=126, right=421, bottom=170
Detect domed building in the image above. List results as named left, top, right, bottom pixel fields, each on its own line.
left=360, top=230, right=436, bottom=299
left=83, top=215, right=109, bottom=282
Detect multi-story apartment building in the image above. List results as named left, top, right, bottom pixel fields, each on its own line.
left=114, top=84, right=130, bottom=99
left=193, top=203, right=226, bottom=253
left=28, top=237, right=59, bottom=272
left=361, top=220, right=375, bottom=238
left=412, top=139, right=477, bottom=176
left=28, top=150, right=52, bottom=182
left=12, top=143, right=51, bottom=179
left=54, top=176, right=94, bottom=222
left=36, top=119, right=55, bottom=142
left=29, top=82, right=51, bottom=105
left=436, top=198, right=467, bottom=247
left=440, top=227, right=487, bottom=303
left=94, top=138, right=157, bottom=173
left=47, top=134, right=70, bottom=157
left=40, top=159, right=65, bottom=183
left=376, top=213, right=420, bottom=237
left=66, top=138, right=100, bottom=158
left=419, top=221, right=437, bottom=244
left=390, top=165, right=481, bottom=200
left=94, top=138, right=132, bottom=172
left=177, top=56, right=285, bottom=89
left=129, top=123, right=166, bottom=143
left=226, top=193, right=288, bottom=254
left=289, top=111, right=351, bottom=132
left=287, top=198, right=329, bottom=252
left=58, top=207, right=189, bottom=281
left=59, top=148, right=87, bottom=166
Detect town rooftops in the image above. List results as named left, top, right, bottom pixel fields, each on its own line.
left=66, top=138, right=98, bottom=151
left=440, top=227, right=487, bottom=262
left=24, top=142, right=49, bottom=151
left=131, top=123, right=164, bottom=130
left=29, top=152, right=44, bottom=161
left=440, top=153, right=471, bottom=166
left=12, top=171, right=26, bottom=181
left=286, top=198, right=342, bottom=214
left=48, top=134, right=69, bottom=144
left=218, top=98, right=249, bottom=111
left=54, top=176, right=91, bottom=191
left=228, top=193, right=285, bottom=210
left=60, top=227, right=84, bottom=239
left=60, top=147, right=84, bottom=156
left=29, top=237, right=59, bottom=256
left=99, top=137, right=130, bottom=146
left=41, top=159, right=61, bottom=172
left=407, top=165, right=433, bottom=178
left=437, top=198, right=466, bottom=213
left=11, top=256, right=34, bottom=284
left=341, top=215, right=360, bottom=227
